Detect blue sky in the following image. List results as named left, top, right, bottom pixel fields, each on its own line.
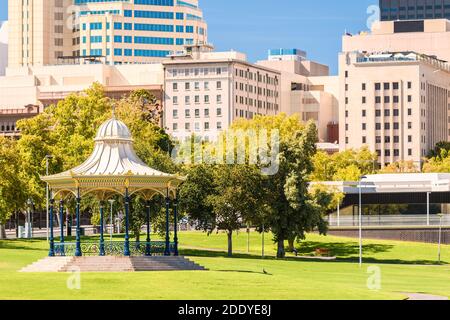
left=0, top=0, right=378, bottom=74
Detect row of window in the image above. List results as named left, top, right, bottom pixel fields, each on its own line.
left=169, top=67, right=228, bottom=77
left=235, top=96, right=279, bottom=111
left=235, top=68, right=279, bottom=85
left=346, top=122, right=415, bottom=131
left=235, top=82, right=279, bottom=97
left=82, top=22, right=200, bottom=34
left=173, top=81, right=222, bottom=91
left=346, top=108, right=415, bottom=118
left=346, top=95, right=414, bottom=105
left=173, top=108, right=223, bottom=119
left=173, top=122, right=223, bottom=132
left=173, top=95, right=222, bottom=105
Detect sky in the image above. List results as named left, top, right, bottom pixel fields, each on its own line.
left=0, top=0, right=378, bottom=74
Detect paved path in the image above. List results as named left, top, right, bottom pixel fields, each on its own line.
left=404, top=293, right=448, bottom=300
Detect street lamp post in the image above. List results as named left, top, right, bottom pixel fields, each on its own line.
left=437, top=213, right=444, bottom=264
left=108, top=199, right=115, bottom=243
left=45, top=155, right=53, bottom=242
left=359, top=175, right=367, bottom=267
left=427, top=192, right=431, bottom=226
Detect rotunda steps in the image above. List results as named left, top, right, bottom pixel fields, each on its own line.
left=20, top=256, right=206, bottom=272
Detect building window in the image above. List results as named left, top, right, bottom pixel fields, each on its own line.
left=375, top=110, right=381, bottom=117
left=408, top=108, right=412, bottom=116
left=173, top=83, right=178, bottom=91
left=375, top=83, right=381, bottom=91
left=362, top=123, right=367, bottom=130
left=173, top=123, right=178, bottom=131
left=408, top=149, right=412, bottom=156
left=185, top=109, right=190, bottom=118
left=393, top=82, right=399, bottom=90
left=195, top=109, right=200, bottom=118
left=185, top=82, right=190, bottom=90
left=173, top=110, right=178, bottom=118
left=362, top=83, right=366, bottom=91
left=362, top=136, right=367, bottom=144
left=384, top=83, right=390, bottom=90
left=375, top=96, right=381, bottom=103
left=173, top=96, right=178, bottom=104
left=362, top=97, right=366, bottom=104
left=217, top=81, right=222, bottom=90
left=408, top=82, right=412, bottom=89
left=362, top=110, right=366, bottom=117
left=408, top=135, right=412, bottom=143
left=408, top=95, right=412, bottom=102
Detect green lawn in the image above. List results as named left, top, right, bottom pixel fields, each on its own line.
left=0, top=231, right=449, bottom=300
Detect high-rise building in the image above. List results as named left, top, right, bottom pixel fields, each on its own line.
left=380, top=0, right=450, bottom=21
left=8, top=0, right=208, bottom=67
left=340, top=51, right=450, bottom=168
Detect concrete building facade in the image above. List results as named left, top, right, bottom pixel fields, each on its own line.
left=343, top=19, right=450, bottom=63
left=257, top=49, right=339, bottom=143
left=8, top=0, right=208, bottom=67
left=340, top=51, right=450, bottom=168
left=163, top=46, right=281, bottom=141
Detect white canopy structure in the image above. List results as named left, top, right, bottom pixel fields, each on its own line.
left=41, top=115, right=185, bottom=257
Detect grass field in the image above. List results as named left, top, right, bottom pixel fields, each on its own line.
left=0, top=231, right=449, bottom=300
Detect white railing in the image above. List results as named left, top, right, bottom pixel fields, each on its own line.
left=328, top=214, right=450, bottom=227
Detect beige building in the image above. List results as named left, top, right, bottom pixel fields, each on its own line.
left=0, top=21, right=8, bottom=76
left=343, top=19, right=450, bottom=62
left=0, top=63, right=164, bottom=136
left=8, top=0, right=208, bottom=67
left=257, top=49, right=339, bottom=143
left=163, top=46, right=281, bottom=141
left=340, top=51, right=450, bottom=168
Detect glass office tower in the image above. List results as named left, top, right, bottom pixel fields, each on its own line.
left=380, top=0, right=450, bottom=21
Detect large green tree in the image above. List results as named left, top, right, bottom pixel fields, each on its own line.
left=16, top=83, right=175, bottom=230
left=0, top=137, right=27, bottom=238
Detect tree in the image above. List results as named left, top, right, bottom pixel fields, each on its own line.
left=206, top=164, right=264, bottom=256
left=311, top=147, right=378, bottom=182
left=0, top=137, right=27, bottom=238
left=264, top=121, right=331, bottom=258
left=380, top=161, right=419, bottom=173
left=427, top=141, right=450, bottom=159
left=16, top=83, right=175, bottom=229
left=179, top=164, right=216, bottom=233
left=423, top=149, right=450, bottom=173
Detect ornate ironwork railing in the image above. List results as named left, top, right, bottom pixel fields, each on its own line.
left=54, top=241, right=175, bottom=256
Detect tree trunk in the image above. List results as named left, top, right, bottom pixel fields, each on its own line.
left=277, top=238, right=285, bottom=258
left=0, top=224, right=6, bottom=239
left=227, top=230, right=233, bottom=257
left=288, top=237, right=295, bottom=252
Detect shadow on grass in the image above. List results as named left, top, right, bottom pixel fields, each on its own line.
left=181, top=244, right=447, bottom=266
